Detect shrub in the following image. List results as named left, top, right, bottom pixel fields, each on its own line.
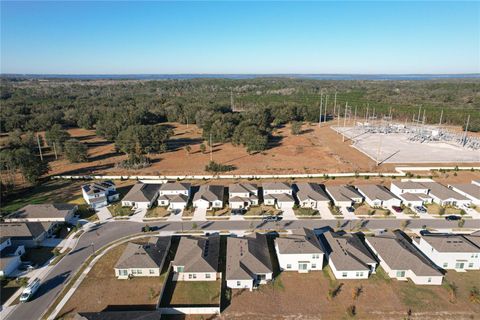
left=346, top=305, right=356, bottom=317
left=205, top=161, right=235, bottom=173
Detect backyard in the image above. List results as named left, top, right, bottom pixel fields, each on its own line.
left=168, top=280, right=222, bottom=306
left=58, top=239, right=165, bottom=318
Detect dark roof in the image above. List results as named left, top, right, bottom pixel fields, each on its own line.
left=173, top=235, right=220, bottom=273
left=226, top=233, right=273, bottom=281
left=0, top=222, right=52, bottom=240
left=76, top=311, right=161, bottom=320
left=115, top=237, right=170, bottom=270
left=296, top=183, right=330, bottom=202
left=193, top=185, right=224, bottom=202
left=6, top=204, right=76, bottom=220
left=123, top=183, right=161, bottom=202
left=159, top=182, right=191, bottom=192
left=276, top=228, right=325, bottom=254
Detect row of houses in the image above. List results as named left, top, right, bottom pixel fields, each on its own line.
left=113, top=178, right=479, bottom=212
left=113, top=229, right=480, bottom=289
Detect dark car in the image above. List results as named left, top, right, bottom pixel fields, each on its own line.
left=346, top=207, right=355, bottom=213
left=445, top=215, right=461, bottom=221
left=231, top=209, right=245, bottom=215
left=262, top=215, right=281, bottom=222
left=414, top=206, right=427, bottom=213
left=392, top=206, right=403, bottom=213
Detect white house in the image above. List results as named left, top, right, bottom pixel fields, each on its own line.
left=226, top=233, right=273, bottom=290
left=121, top=183, right=161, bottom=209
left=365, top=231, right=444, bottom=285
left=356, top=185, right=402, bottom=208
left=4, top=204, right=77, bottom=223
left=114, top=237, right=170, bottom=279
left=82, top=181, right=119, bottom=209
left=228, top=183, right=259, bottom=209
left=448, top=183, right=480, bottom=206
left=295, top=183, right=330, bottom=210
left=262, top=182, right=295, bottom=209
left=172, top=235, right=220, bottom=281
left=0, top=222, right=54, bottom=248
left=390, top=181, right=432, bottom=207
left=325, top=185, right=363, bottom=207
left=157, top=182, right=191, bottom=210
left=192, top=185, right=224, bottom=209
left=275, top=228, right=324, bottom=273
left=413, top=232, right=480, bottom=271
left=0, top=237, right=25, bottom=277
left=321, top=231, right=377, bottom=279
left=420, top=182, right=472, bottom=207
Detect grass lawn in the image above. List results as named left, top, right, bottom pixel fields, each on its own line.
left=170, top=280, right=221, bottom=306
left=182, top=207, right=194, bottom=217
left=426, top=203, right=464, bottom=216
left=401, top=206, right=417, bottom=216
left=145, top=206, right=170, bottom=218
left=108, top=202, right=133, bottom=217
left=1, top=180, right=85, bottom=215
left=59, top=239, right=164, bottom=317
left=354, top=204, right=391, bottom=217
left=22, top=247, right=55, bottom=266
left=76, top=204, right=98, bottom=222
left=207, top=207, right=230, bottom=217
left=294, top=207, right=319, bottom=216
left=244, top=205, right=280, bottom=216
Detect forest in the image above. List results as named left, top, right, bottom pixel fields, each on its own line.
left=1, top=77, right=479, bottom=191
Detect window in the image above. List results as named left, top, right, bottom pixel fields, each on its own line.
left=443, top=263, right=448, bottom=268
left=137, top=269, right=142, bottom=275
left=342, top=272, right=347, bottom=278
left=188, top=274, right=193, bottom=279
left=312, top=254, right=319, bottom=259
left=206, top=274, right=211, bottom=279
left=312, top=264, right=317, bottom=269
left=299, top=263, right=308, bottom=270
left=121, top=270, right=127, bottom=276
left=468, top=263, right=474, bottom=268
left=132, top=269, right=137, bottom=275
left=149, top=269, right=155, bottom=274
left=396, top=271, right=405, bottom=277
left=427, top=278, right=431, bottom=283
left=455, top=262, right=465, bottom=269
left=177, top=266, right=184, bottom=272
left=236, top=281, right=241, bottom=286
left=192, top=274, right=197, bottom=279
left=286, top=264, right=292, bottom=269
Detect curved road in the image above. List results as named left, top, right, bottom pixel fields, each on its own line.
left=7, top=218, right=480, bottom=320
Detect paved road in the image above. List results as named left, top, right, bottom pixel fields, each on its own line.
left=7, top=218, right=480, bottom=320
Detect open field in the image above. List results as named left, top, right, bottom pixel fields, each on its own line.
left=222, top=269, right=480, bottom=320
left=335, top=126, right=480, bottom=164
left=58, top=240, right=164, bottom=318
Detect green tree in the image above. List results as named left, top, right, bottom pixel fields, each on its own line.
left=64, top=139, right=88, bottom=163
left=291, top=121, right=303, bottom=135
left=200, top=143, right=206, bottom=154
left=45, top=124, right=71, bottom=152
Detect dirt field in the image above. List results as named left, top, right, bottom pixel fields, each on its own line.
left=58, top=240, right=164, bottom=318
left=221, top=269, right=480, bottom=320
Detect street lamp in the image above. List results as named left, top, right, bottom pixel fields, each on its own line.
left=91, top=242, right=95, bottom=255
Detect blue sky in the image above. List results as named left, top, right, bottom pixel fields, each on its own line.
left=1, top=1, right=479, bottom=74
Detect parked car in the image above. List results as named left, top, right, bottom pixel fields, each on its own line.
left=414, top=206, right=427, bottom=214
left=20, top=278, right=41, bottom=303
left=346, top=207, right=355, bottom=213
left=445, top=215, right=461, bottom=221
left=231, top=209, right=245, bottom=215
left=392, top=206, right=403, bottom=213
left=19, top=264, right=35, bottom=272
left=262, top=215, right=281, bottom=222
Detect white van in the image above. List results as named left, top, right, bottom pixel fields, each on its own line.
left=19, top=278, right=41, bottom=303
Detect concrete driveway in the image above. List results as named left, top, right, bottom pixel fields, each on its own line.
left=167, top=209, right=184, bottom=221
left=318, top=206, right=335, bottom=219
left=129, top=208, right=147, bottom=222
left=96, top=207, right=112, bottom=222
left=281, top=208, right=297, bottom=220
left=192, top=207, right=207, bottom=221
left=340, top=207, right=359, bottom=220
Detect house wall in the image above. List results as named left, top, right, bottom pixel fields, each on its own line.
left=0, top=238, right=12, bottom=251
left=229, top=201, right=249, bottom=209
left=226, top=279, right=253, bottom=290
left=174, top=271, right=217, bottom=281
left=122, top=200, right=154, bottom=209
left=449, top=186, right=480, bottom=205
left=276, top=249, right=324, bottom=272
left=264, top=198, right=276, bottom=206
left=263, top=189, right=292, bottom=196
left=407, top=270, right=443, bottom=285
left=115, top=267, right=161, bottom=279
left=329, top=260, right=369, bottom=279
left=170, top=202, right=187, bottom=210
left=414, top=238, right=480, bottom=270
left=193, top=199, right=210, bottom=209
left=0, top=255, right=22, bottom=277
left=390, top=185, right=429, bottom=196
left=277, top=201, right=295, bottom=209
left=230, top=192, right=250, bottom=198
left=430, top=194, right=471, bottom=207
left=160, top=189, right=189, bottom=197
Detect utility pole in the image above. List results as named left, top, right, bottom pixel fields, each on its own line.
left=376, top=132, right=383, bottom=166
left=36, top=134, right=43, bottom=161
left=318, top=93, right=323, bottom=126
left=343, top=102, right=348, bottom=142
left=230, top=89, right=235, bottom=112
left=439, top=109, right=443, bottom=126
left=463, top=115, right=470, bottom=146
left=353, top=106, right=357, bottom=126
left=53, top=142, right=58, bottom=160
left=365, top=105, right=369, bottom=122
left=337, top=102, right=341, bottom=132
left=210, top=132, right=213, bottom=161
left=324, top=95, right=328, bottom=124
left=333, top=91, right=337, bottom=116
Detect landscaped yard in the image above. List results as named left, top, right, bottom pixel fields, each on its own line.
left=207, top=208, right=230, bottom=217
left=59, top=239, right=164, bottom=318
left=145, top=206, right=170, bottom=218
left=108, top=202, right=133, bottom=217
left=22, top=247, right=55, bottom=266
left=223, top=269, right=480, bottom=319
left=75, top=204, right=98, bottom=222
left=294, top=207, right=319, bottom=216
left=169, top=280, right=221, bottom=306
left=354, top=204, right=391, bottom=217
left=244, top=205, right=281, bottom=216
left=426, top=203, right=465, bottom=216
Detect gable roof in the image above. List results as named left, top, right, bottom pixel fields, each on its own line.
left=123, top=183, right=161, bottom=203
left=419, top=182, right=469, bottom=201
left=115, top=237, right=170, bottom=270
left=0, top=222, right=52, bottom=240
left=356, top=185, right=399, bottom=201
left=296, top=183, right=330, bottom=202
left=276, top=228, right=324, bottom=254
left=391, top=181, right=428, bottom=190
left=366, top=231, right=442, bottom=277
left=419, top=233, right=480, bottom=253
left=464, top=231, right=480, bottom=249
left=226, top=233, right=273, bottom=281
left=326, top=185, right=363, bottom=202
left=6, top=204, right=76, bottom=220
left=399, top=193, right=431, bottom=202
left=449, top=184, right=480, bottom=199
left=159, top=182, right=191, bottom=192
left=262, top=182, right=291, bottom=191
left=193, top=185, right=224, bottom=203
left=322, top=231, right=376, bottom=271
left=173, top=235, right=220, bottom=273
left=273, top=193, right=295, bottom=202
left=229, top=183, right=258, bottom=194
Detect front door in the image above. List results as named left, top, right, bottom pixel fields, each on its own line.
left=455, top=262, right=465, bottom=269
left=299, top=263, right=309, bottom=273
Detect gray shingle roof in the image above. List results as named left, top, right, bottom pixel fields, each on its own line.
left=449, top=184, right=480, bottom=199
left=464, top=231, right=480, bottom=249
left=159, top=182, right=191, bottom=192
left=356, top=185, right=399, bottom=201
left=115, top=237, right=170, bottom=270
left=193, top=185, right=224, bottom=202
left=322, top=231, right=376, bottom=271
left=123, top=183, right=161, bottom=203
left=296, top=183, right=330, bottom=202
left=276, top=228, right=324, bottom=254
left=366, top=231, right=442, bottom=277
left=326, top=185, right=363, bottom=202
left=229, top=183, right=258, bottom=194
left=6, top=204, right=76, bottom=220
left=262, top=182, right=291, bottom=191
left=391, top=181, right=428, bottom=190
left=226, top=233, right=273, bottom=281
left=419, top=182, right=469, bottom=201
left=173, top=235, right=220, bottom=273
left=420, top=233, right=480, bottom=253
left=0, top=222, right=52, bottom=240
